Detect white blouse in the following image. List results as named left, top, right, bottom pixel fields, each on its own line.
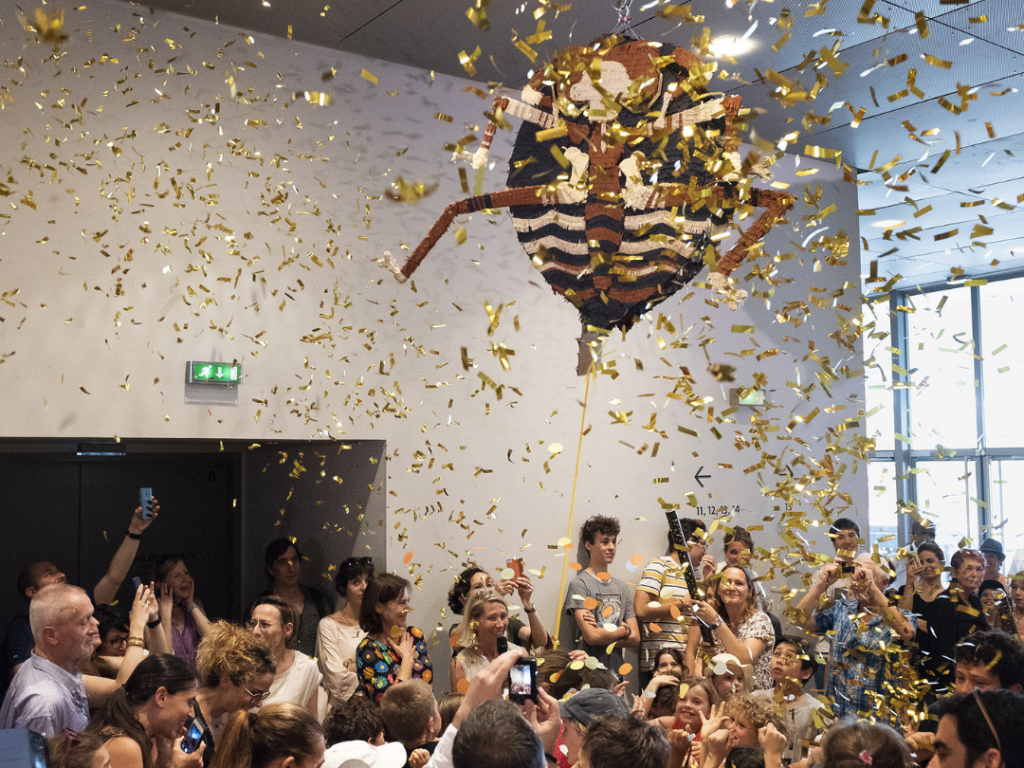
left=266, top=650, right=322, bottom=709
left=316, top=616, right=365, bottom=706
left=456, top=641, right=524, bottom=684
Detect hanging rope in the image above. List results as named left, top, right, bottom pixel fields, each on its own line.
left=553, top=361, right=595, bottom=642
left=611, top=0, right=639, bottom=39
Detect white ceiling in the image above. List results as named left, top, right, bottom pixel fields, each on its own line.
left=110, top=0, right=1024, bottom=290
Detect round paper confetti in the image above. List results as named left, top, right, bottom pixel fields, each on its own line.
left=500, top=567, right=515, bottom=580
left=582, top=596, right=598, bottom=610
left=457, top=679, right=470, bottom=694
left=403, top=552, right=413, bottom=565
left=619, top=663, right=633, bottom=675
left=557, top=537, right=572, bottom=547
left=569, top=561, right=583, bottom=571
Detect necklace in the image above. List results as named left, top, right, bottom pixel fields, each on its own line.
left=333, top=611, right=359, bottom=627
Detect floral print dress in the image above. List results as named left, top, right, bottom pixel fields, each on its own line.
left=355, top=626, right=433, bottom=702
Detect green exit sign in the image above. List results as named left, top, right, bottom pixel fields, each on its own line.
left=187, top=361, right=241, bottom=385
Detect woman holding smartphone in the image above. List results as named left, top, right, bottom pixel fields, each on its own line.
left=355, top=573, right=432, bottom=703
left=87, top=654, right=203, bottom=768
left=155, top=555, right=211, bottom=671
left=451, top=589, right=521, bottom=691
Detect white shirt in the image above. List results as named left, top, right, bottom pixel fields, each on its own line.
left=265, top=649, right=322, bottom=709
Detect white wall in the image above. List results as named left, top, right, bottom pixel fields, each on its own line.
left=0, top=1, right=867, bottom=692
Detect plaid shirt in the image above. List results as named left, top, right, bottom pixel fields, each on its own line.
left=815, top=598, right=917, bottom=725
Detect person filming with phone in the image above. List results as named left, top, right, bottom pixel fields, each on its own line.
left=86, top=653, right=204, bottom=768
left=794, top=554, right=915, bottom=724
left=355, top=574, right=433, bottom=703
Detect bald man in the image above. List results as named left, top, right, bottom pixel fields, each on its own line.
left=0, top=584, right=98, bottom=737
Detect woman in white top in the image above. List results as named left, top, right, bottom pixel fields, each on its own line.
left=451, top=589, right=522, bottom=691
left=248, top=595, right=322, bottom=716
left=316, top=556, right=373, bottom=710
left=685, top=565, right=775, bottom=691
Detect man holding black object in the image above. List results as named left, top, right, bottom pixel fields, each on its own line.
left=564, top=516, right=639, bottom=674
left=634, top=516, right=716, bottom=685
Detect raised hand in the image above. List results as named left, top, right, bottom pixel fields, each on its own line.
left=699, top=702, right=727, bottom=742
left=759, top=722, right=788, bottom=756
left=129, top=499, right=160, bottom=535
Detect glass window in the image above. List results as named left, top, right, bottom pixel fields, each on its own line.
left=864, top=345, right=895, bottom=453
left=980, top=279, right=1024, bottom=448
left=913, top=458, right=980, bottom=558
left=906, top=289, right=977, bottom=450
left=867, top=459, right=898, bottom=558
left=986, top=458, right=1024, bottom=567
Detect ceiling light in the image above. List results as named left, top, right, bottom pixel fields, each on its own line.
left=872, top=220, right=905, bottom=229
left=709, top=36, right=756, bottom=58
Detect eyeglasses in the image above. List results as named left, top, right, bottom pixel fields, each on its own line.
left=108, top=636, right=128, bottom=648
left=244, top=686, right=272, bottom=702
left=246, top=620, right=280, bottom=631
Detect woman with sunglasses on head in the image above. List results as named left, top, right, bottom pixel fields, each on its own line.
left=86, top=654, right=202, bottom=768
left=208, top=702, right=324, bottom=768
left=190, top=622, right=277, bottom=767
left=316, top=557, right=374, bottom=711
left=49, top=730, right=111, bottom=768
left=251, top=539, right=331, bottom=659
left=248, top=596, right=321, bottom=717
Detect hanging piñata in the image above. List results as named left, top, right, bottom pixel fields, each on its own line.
left=378, top=34, right=794, bottom=365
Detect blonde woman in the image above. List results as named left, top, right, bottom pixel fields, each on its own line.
left=450, top=589, right=522, bottom=691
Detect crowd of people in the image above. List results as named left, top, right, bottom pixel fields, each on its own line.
left=3, top=501, right=1024, bottom=768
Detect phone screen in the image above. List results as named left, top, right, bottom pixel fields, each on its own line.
left=508, top=658, right=537, bottom=703
left=506, top=559, right=524, bottom=580
left=180, top=719, right=205, bottom=754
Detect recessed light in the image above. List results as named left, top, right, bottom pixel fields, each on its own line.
left=709, top=36, right=756, bottom=58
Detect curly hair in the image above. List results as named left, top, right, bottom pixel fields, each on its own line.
left=580, top=515, right=620, bottom=548
left=723, top=694, right=790, bottom=740
left=196, top=621, right=277, bottom=689
left=956, top=628, right=1024, bottom=689
left=323, top=694, right=386, bottom=746
left=448, top=566, right=487, bottom=615
left=709, top=566, right=760, bottom=627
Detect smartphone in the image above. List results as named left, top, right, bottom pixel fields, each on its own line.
left=180, top=717, right=206, bottom=754
left=132, top=576, right=143, bottom=591
left=497, top=637, right=508, bottom=655
left=906, top=552, right=921, bottom=571
left=139, top=488, right=154, bottom=520
left=508, top=657, right=538, bottom=703
left=839, top=561, right=855, bottom=575
left=506, top=558, right=524, bottom=581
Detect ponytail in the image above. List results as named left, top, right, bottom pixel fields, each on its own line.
left=209, top=703, right=323, bottom=768
left=209, top=710, right=257, bottom=768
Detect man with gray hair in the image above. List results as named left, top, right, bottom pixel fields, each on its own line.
left=794, top=554, right=916, bottom=725
left=0, top=583, right=98, bottom=737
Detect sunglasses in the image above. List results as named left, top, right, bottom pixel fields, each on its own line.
left=341, top=557, right=374, bottom=567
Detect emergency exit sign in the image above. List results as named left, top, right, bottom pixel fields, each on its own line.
left=187, top=361, right=241, bottom=385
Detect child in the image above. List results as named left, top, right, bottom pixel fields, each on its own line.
left=653, top=675, right=719, bottom=735
left=438, top=692, right=464, bottom=734
left=323, top=695, right=387, bottom=746
left=751, top=636, right=827, bottom=765
left=704, top=653, right=753, bottom=703
left=380, top=680, right=442, bottom=768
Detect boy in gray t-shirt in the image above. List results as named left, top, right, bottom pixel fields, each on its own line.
left=564, top=515, right=638, bottom=672
left=752, top=635, right=829, bottom=765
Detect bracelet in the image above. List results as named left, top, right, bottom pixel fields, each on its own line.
left=126, top=637, right=145, bottom=649
left=147, top=616, right=162, bottom=628
left=187, top=604, right=198, bottom=613
left=524, top=606, right=537, bottom=614
left=125, top=529, right=142, bottom=541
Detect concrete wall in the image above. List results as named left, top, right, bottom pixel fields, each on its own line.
left=0, top=1, right=867, bottom=692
